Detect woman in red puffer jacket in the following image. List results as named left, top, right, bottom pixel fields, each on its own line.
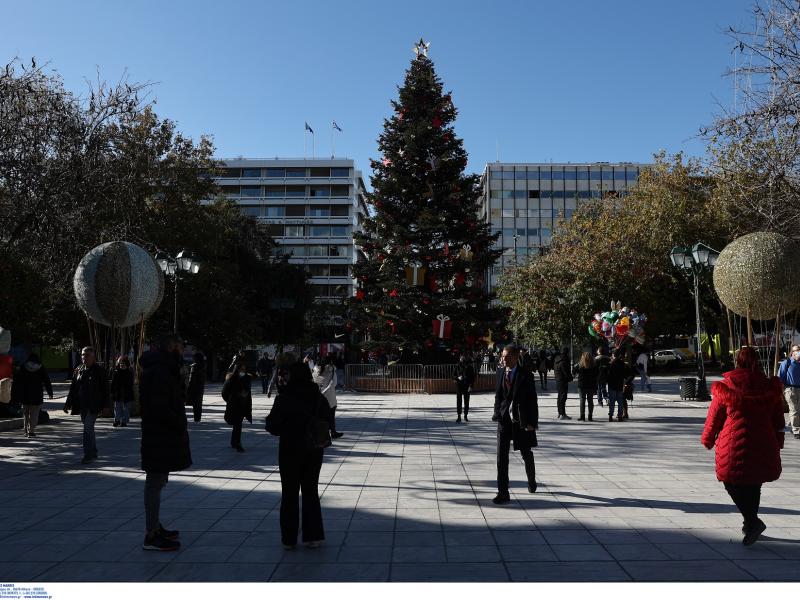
left=701, top=346, right=785, bottom=546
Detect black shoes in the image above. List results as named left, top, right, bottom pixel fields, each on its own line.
left=157, top=524, right=180, bottom=541
left=456, top=416, right=462, bottom=423
left=236, top=445, right=245, bottom=453
left=113, top=421, right=120, bottom=427
left=578, top=417, right=585, bottom=421
left=332, top=431, right=344, bottom=439
left=528, top=482, right=537, bottom=493
left=143, top=532, right=180, bottom=551
left=120, top=422, right=128, bottom=427
left=743, top=519, right=766, bottom=546
left=492, top=492, right=511, bottom=504
left=80, top=454, right=96, bottom=464
left=588, top=416, right=593, bottom=421
left=794, top=433, right=800, bottom=439
left=464, top=415, right=469, bottom=422
left=557, top=414, right=572, bottom=420
left=609, top=416, right=614, bottom=422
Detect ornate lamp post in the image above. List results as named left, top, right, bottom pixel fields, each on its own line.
left=155, top=250, right=200, bottom=334
left=670, top=242, right=720, bottom=396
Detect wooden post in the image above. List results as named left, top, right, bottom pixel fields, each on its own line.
left=726, top=306, right=735, bottom=355
left=747, top=306, right=753, bottom=346
left=774, top=308, right=782, bottom=376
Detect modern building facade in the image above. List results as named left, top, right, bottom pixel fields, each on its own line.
left=213, top=158, right=369, bottom=301
left=480, top=162, right=647, bottom=292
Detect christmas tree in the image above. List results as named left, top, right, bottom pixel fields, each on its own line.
left=351, top=39, right=504, bottom=359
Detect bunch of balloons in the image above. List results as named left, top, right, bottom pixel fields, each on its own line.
left=588, top=300, right=647, bottom=347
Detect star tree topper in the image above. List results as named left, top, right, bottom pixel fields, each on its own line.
left=413, top=38, right=430, bottom=57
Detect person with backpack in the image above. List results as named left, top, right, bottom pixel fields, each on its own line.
left=266, top=359, right=333, bottom=550
left=575, top=352, right=599, bottom=421
left=111, top=356, right=134, bottom=427
left=12, top=352, right=53, bottom=438
left=554, top=347, right=573, bottom=419
left=222, top=355, right=253, bottom=453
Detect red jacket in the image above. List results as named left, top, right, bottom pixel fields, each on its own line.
left=701, top=369, right=785, bottom=484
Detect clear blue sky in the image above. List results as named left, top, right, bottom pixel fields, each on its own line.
left=4, top=0, right=754, bottom=180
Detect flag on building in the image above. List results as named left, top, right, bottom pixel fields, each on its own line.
left=305, top=122, right=314, bottom=134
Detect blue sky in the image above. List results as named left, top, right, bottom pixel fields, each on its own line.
left=4, top=0, right=754, bottom=179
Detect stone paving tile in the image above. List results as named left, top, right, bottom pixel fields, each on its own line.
left=445, top=544, right=502, bottom=562
left=1, top=562, right=57, bottom=581
left=499, top=544, right=558, bottom=562
left=506, top=561, right=630, bottom=582
left=605, top=543, right=670, bottom=561
left=392, top=545, right=447, bottom=563
left=152, top=562, right=276, bottom=582
left=270, top=562, right=389, bottom=582
left=390, top=563, right=509, bottom=582
left=35, top=561, right=165, bottom=582
left=734, top=559, right=800, bottom=581
left=338, top=544, right=393, bottom=563
left=622, top=559, right=755, bottom=581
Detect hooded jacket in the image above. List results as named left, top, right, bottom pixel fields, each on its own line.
left=139, top=350, right=192, bottom=473
left=701, top=368, right=784, bottom=485
left=12, top=361, right=53, bottom=406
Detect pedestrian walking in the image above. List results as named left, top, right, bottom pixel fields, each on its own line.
left=313, top=356, right=342, bottom=438
left=575, top=352, right=599, bottom=421
left=453, top=354, right=475, bottom=423
left=554, top=347, right=573, bottom=419
left=334, top=353, right=346, bottom=390
left=778, top=344, right=800, bottom=439
left=257, top=352, right=274, bottom=395
left=701, top=346, right=785, bottom=546
left=265, top=360, right=333, bottom=550
left=537, top=349, right=548, bottom=390
left=636, top=349, right=653, bottom=392
left=492, top=345, right=539, bottom=504
left=606, top=350, right=630, bottom=421
left=64, top=347, right=109, bottom=464
left=518, top=348, right=534, bottom=373
left=222, top=355, right=253, bottom=453
left=110, top=356, right=134, bottom=427
left=187, top=352, right=206, bottom=423
left=596, top=348, right=610, bottom=406
left=139, top=334, right=192, bottom=551
left=12, top=353, right=53, bottom=438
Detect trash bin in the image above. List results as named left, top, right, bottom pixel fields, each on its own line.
left=679, top=376, right=697, bottom=400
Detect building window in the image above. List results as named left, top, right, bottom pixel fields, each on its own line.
left=266, top=168, right=285, bottom=178
left=241, top=206, right=261, bottom=217
left=576, top=170, right=590, bottom=180
left=267, top=224, right=284, bottom=236
left=330, top=167, right=350, bottom=177
left=310, top=185, right=330, bottom=197
left=330, top=225, right=349, bottom=237
left=285, top=185, right=305, bottom=197
left=528, top=190, right=540, bottom=199
left=283, top=245, right=305, bottom=256
left=241, top=186, right=261, bottom=197
left=286, top=167, right=305, bottom=178
left=310, top=167, right=330, bottom=177
left=223, top=186, right=240, bottom=197
left=309, top=205, right=330, bottom=217
left=330, top=265, right=349, bottom=276
left=285, top=205, right=305, bottom=217
left=330, top=185, right=349, bottom=197
left=223, top=168, right=241, bottom=178
left=308, top=265, right=329, bottom=276
left=514, top=170, right=527, bottom=180
left=310, top=225, right=331, bottom=237
left=285, top=225, right=304, bottom=237
left=308, top=246, right=327, bottom=257
left=265, top=186, right=284, bottom=197
left=265, top=206, right=285, bottom=217
left=242, top=168, right=261, bottom=178
left=331, top=205, right=350, bottom=217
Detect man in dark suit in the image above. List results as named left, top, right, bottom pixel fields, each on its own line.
left=493, top=344, right=539, bottom=504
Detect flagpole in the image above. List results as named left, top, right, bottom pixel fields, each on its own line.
left=312, top=132, right=316, bottom=159
left=304, top=128, right=307, bottom=160
left=331, top=123, right=335, bottom=159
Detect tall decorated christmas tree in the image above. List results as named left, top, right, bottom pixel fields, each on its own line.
left=351, top=40, right=504, bottom=359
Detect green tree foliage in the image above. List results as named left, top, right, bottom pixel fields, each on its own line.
left=498, top=154, right=731, bottom=348
left=0, top=58, right=310, bottom=357
left=351, top=45, right=504, bottom=357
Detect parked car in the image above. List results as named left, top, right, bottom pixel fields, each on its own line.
left=654, top=350, right=684, bottom=367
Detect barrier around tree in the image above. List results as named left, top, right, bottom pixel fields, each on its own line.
left=345, top=364, right=497, bottom=394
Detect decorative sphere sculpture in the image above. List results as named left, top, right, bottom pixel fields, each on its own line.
left=74, top=241, right=165, bottom=327
left=713, top=231, right=800, bottom=320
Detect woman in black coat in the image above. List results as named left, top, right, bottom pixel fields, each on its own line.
left=222, top=356, right=253, bottom=452
left=574, top=352, right=599, bottom=421
left=111, top=355, right=134, bottom=427
left=266, top=361, right=333, bottom=550
left=12, top=353, right=53, bottom=437
left=187, top=352, right=206, bottom=423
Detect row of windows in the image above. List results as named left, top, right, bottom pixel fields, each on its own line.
left=306, top=265, right=351, bottom=277
left=241, top=204, right=351, bottom=218
left=264, top=224, right=351, bottom=237
left=280, top=244, right=352, bottom=258
left=490, top=211, right=573, bottom=224
left=490, top=189, right=625, bottom=200
left=489, top=167, right=640, bottom=181
left=224, top=185, right=351, bottom=198
left=219, top=167, right=352, bottom=179
left=310, top=284, right=351, bottom=298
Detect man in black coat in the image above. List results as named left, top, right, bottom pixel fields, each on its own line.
left=257, top=352, right=274, bottom=394
left=553, top=347, right=573, bottom=419
left=139, top=335, right=192, bottom=551
left=453, top=355, right=476, bottom=423
left=493, top=344, right=539, bottom=504
left=64, top=347, right=109, bottom=464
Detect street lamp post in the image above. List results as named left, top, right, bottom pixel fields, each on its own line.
left=155, top=250, right=201, bottom=334
left=670, top=242, right=719, bottom=397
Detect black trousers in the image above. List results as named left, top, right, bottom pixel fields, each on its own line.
left=496, top=417, right=535, bottom=493
left=260, top=375, right=270, bottom=394
left=538, top=371, right=547, bottom=389
left=144, top=472, right=169, bottom=533
left=456, top=386, right=470, bottom=416
left=724, top=482, right=762, bottom=526
left=579, top=388, right=594, bottom=419
left=230, top=417, right=243, bottom=447
left=279, top=445, right=325, bottom=545
left=556, top=382, right=569, bottom=415
left=330, top=406, right=337, bottom=432
left=192, top=396, right=203, bottom=422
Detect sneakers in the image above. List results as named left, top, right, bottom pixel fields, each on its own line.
left=492, top=492, right=511, bottom=505
left=143, top=533, right=180, bottom=551
left=743, top=519, right=766, bottom=546
left=157, top=525, right=180, bottom=541
left=562, top=414, right=572, bottom=420
left=332, top=431, right=344, bottom=439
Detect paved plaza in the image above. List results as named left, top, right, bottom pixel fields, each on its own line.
left=1, top=376, right=799, bottom=582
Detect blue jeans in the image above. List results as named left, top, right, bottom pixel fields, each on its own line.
left=597, top=381, right=607, bottom=404
left=608, top=389, right=625, bottom=418
left=81, top=412, right=98, bottom=457
left=114, top=401, right=130, bottom=424
left=637, top=367, right=651, bottom=392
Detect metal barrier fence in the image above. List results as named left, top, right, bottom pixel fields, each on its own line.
left=345, top=363, right=498, bottom=394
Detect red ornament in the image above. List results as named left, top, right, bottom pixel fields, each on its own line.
left=389, top=289, right=399, bottom=298
left=355, top=290, right=365, bottom=300
left=432, top=116, right=442, bottom=128
left=454, top=272, right=465, bottom=287
left=378, top=254, right=386, bottom=261
left=425, top=339, right=434, bottom=348
left=382, top=157, right=391, bottom=166
left=422, top=298, right=430, bottom=305
left=387, top=320, right=397, bottom=334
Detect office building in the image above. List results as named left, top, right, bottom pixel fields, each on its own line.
left=213, top=158, right=369, bottom=301
left=480, top=162, right=647, bottom=292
